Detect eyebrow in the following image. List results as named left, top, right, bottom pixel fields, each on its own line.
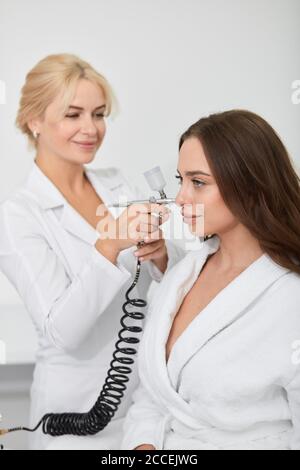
left=68, top=104, right=106, bottom=111
left=177, top=169, right=211, bottom=177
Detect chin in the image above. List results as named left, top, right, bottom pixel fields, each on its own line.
left=74, top=151, right=97, bottom=164
left=187, top=219, right=206, bottom=238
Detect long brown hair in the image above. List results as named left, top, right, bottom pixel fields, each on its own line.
left=179, top=109, right=300, bottom=275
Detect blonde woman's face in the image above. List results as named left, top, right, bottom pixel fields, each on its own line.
left=175, top=137, right=238, bottom=237
left=36, top=79, right=106, bottom=164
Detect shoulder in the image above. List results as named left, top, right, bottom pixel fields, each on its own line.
left=88, top=166, right=121, bottom=177
left=1, top=190, right=31, bottom=218
left=86, top=166, right=139, bottom=199
left=87, top=166, right=128, bottom=185
left=268, top=263, right=300, bottom=294
left=0, top=189, right=44, bottom=246
left=254, top=268, right=300, bottom=348
left=0, top=179, right=40, bottom=215
left=270, top=270, right=300, bottom=307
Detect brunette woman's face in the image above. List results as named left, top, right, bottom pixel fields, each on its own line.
left=175, top=137, right=238, bottom=237
left=33, top=79, right=106, bottom=164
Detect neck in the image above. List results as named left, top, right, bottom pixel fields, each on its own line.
left=213, top=224, right=264, bottom=271
left=35, top=151, right=87, bottom=196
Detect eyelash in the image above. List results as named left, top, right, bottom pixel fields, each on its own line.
left=175, top=175, right=205, bottom=188
left=65, top=113, right=105, bottom=119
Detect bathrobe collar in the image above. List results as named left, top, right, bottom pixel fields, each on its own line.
left=141, top=236, right=290, bottom=427
left=23, top=161, right=122, bottom=245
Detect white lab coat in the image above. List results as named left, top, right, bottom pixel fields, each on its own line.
left=0, top=162, right=184, bottom=450
left=121, top=235, right=300, bottom=450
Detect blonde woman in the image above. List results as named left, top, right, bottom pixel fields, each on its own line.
left=0, top=54, right=183, bottom=450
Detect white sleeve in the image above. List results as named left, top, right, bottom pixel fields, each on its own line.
left=0, top=201, right=131, bottom=352
left=120, top=383, right=164, bottom=450
left=286, top=367, right=300, bottom=450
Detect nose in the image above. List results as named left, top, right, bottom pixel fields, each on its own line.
left=81, top=115, right=99, bottom=136
left=175, top=183, right=193, bottom=208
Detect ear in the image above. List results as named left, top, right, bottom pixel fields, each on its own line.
left=27, top=118, right=41, bottom=134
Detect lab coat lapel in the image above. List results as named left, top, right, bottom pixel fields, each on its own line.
left=24, top=162, right=127, bottom=246
left=23, top=163, right=131, bottom=276
left=59, top=169, right=118, bottom=245
left=53, top=169, right=130, bottom=274
left=59, top=204, right=98, bottom=245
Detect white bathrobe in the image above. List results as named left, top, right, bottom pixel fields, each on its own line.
left=121, top=236, right=300, bottom=450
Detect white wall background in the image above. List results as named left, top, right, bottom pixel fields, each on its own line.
left=0, top=0, right=299, bottom=449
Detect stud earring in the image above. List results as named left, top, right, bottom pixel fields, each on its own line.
left=33, top=130, right=39, bottom=139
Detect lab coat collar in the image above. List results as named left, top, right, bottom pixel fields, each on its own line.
left=25, top=161, right=115, bottom=210
left=24, top=161, right=120, bottom=245
left=25, top=161, right=66, bottom=209
left=142, top=236, right=290, bottom=424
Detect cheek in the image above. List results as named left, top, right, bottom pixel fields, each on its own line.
left=45, top=120, right=77, bottom=143
left=203, top=188, right=236, bottom=226
left=215, top=201, right=235, bottom=223
left=207, top=188, right=225, bottom=211
left=196, top=186, right=219, bottom=208
left=97, top=120, right=106, bottom=137
left=57, top=121, right=79, bottom=140
left=54, top=120, right=106, bottom=141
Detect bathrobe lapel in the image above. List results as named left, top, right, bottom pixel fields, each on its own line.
left=141, top=236, right=290, bottom=428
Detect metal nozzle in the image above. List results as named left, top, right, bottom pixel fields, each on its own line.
left=108, top=197, right=176, bottom=208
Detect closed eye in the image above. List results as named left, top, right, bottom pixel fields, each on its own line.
left=66, top=113, right=105, bottom=119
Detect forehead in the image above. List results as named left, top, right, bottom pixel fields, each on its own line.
left=178, top=137, right=211, bottom=173
left=70, top=79, right=105, bottom=106
left=47, top=79, right=106, bottom=116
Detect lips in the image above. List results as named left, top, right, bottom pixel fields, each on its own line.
left=74, top=141, right=97, bottom=145
left=73, top=141, right=98, bottom=150
left=182, top=211, right=200, bottom=218
left=183, top=215, right=198, bottom=221
left=182, top=211, right=203, bottom=225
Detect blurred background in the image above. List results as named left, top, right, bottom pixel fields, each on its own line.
left=0, top=0, right=299, bottom=449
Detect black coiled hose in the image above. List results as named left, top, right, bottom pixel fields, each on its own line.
left=7, top=256, right=147, bottom=438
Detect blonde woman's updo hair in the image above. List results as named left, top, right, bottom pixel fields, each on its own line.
left=16, top=53, right=116, bottom=149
